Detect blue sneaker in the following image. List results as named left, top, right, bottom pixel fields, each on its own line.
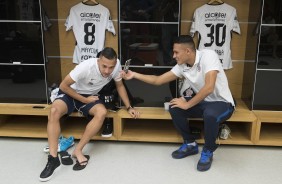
left=171, top=142, right=199, bottom=159
left=43, top=136, right=74, bottom=153
left=59, top=136, right=74, bottom=152
left=197, top=148, right=213, bottom=171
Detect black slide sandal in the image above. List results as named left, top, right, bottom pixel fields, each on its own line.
left=73, top=155, right=90, bottom=171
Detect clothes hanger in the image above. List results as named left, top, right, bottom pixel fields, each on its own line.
left=82, top=0, right=98, bottom=5
left=208, top=0, right=224, bottom=5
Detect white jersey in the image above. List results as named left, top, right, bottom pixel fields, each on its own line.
left=190, top=3, right=240, bottom=69
left=69, top=58, right=122, bottom=95
left=171, top=49, right=234, bottom=106
left=65, top=3, right=116, bottom=64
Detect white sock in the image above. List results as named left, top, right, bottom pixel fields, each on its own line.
left=187, top=142, right=196, bottom=146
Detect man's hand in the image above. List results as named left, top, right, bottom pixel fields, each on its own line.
left=170, top=97, right=190, bottom=110
left=84, top=95, right=99, bottom=104
left=120, top=70, right=135, bottom=80
left=128, top=107, right=140, bottom=119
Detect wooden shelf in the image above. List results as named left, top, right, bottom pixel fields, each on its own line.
left=61, top=117, right=117, bottom=140
left=118, top=119, right=182, bottom=142
left=253, top=111, right=282, bottom=123
left=0, top=103, right=117, bottom=117
left=257, top=124, right=282, bottom=146
left=0, top=103, right=50, bottom=116
left=0, top=115, right=48, bottom=138
left=118, top=107, right=172, bottom=119
left=215, top=123, right=254, bottom=145
left=253, top=111, right=282, bottom=146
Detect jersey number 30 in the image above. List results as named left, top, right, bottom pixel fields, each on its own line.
left=204, top=23, right=226, bottom=47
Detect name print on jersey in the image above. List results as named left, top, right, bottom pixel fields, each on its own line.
left=190, top=3, right=240, bottom=69
left=66, top=3, right=116, bottom=64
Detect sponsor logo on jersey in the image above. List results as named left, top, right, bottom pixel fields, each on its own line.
left=80, top=12, right=102, bottom=22
left=80, top=12, right=101, bottom=19
left=205, top=12, right=226, bottom=19
left=215, top=49, right=224, bottom=56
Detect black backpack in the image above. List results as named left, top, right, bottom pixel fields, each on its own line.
left=98, top=79, right=118, bottom=109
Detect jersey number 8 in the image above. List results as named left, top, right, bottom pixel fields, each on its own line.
left=84, top=23, right=95, bottom=45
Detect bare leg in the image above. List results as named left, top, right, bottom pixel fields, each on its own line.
left=72, top=104, right=107, bottom=163
left=47, top=100, right=68, bottom=157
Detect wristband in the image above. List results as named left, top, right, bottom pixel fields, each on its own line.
left=127, top=105, right=133, bottom=111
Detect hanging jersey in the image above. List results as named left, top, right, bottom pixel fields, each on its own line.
left=65, top=3, right=116, bottom=64
left=190, top=3, right=240, bottom=69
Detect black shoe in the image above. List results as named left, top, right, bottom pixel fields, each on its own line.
left=59, top=151, right=73, bottom=165
left=101, top=118, right=113, bottom=137
left=39, top=155, right=61, bottom=182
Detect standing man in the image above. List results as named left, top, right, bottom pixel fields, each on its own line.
left=121, top=35, right=235, bottom=171
left=39, top=47, right=140, bottom=181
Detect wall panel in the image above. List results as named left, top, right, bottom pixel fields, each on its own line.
left=60, top=58, right=76, bottom=79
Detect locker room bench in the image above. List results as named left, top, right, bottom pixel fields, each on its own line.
left=1, top=100, right=281, bottom=146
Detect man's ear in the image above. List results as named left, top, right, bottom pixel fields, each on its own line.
left=186, top=47, right=192, bottom=55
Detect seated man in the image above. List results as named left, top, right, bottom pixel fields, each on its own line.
left=121, top=35, right=235, bottom=171
left=39, top=47, right=140, bottom=181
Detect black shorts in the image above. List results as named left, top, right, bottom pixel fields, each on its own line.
left=54, top=90, right=104, bottom=118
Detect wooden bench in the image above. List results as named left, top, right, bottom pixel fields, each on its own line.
left=116, top=99, right=257, bottom=145
left=0, top=103, right=118, bottom=140
left=1, top=100, right=281, bottom=146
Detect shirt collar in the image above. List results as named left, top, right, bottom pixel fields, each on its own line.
left=194, top=50, right=200, bottom=66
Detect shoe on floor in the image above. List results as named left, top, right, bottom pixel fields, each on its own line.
left=197, top=148, right=213, bottom=171
left=43, top=136, right=75, bottom=153
left=73, top=155, right=90, bottom=171
left=171, top=141, right=199, bottom=159
left=59, top=136, right=74, bottom=152
left=59, top=151, right=73, bottom=165
left=101, top=118, right=113, bottom=137
left=39, top=155, right=61, bottom=182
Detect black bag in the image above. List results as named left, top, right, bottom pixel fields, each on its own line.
left=98, top=79, right=118, bottom=109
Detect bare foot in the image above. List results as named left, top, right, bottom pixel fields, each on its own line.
left=72, top=150, right=88, bottom=165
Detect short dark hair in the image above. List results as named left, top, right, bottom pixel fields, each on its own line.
left=96, top=51, right=101, bottom=58
left=173, top=35, right=195, bottom=50
left=99, top=47, right=117, bottom=60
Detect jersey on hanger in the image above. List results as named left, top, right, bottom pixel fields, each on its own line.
left=190, top=3, right=240, bottom=69
left=65, top=3, right=116, bottom=64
